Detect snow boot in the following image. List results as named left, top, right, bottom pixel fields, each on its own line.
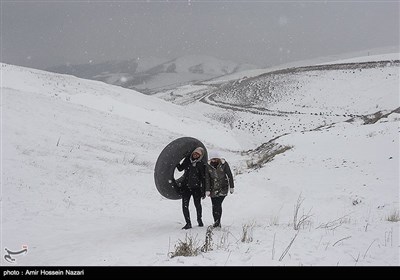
left=182, top=223, right=192, bottom=230
left=212, top=220, right=221, bottom=228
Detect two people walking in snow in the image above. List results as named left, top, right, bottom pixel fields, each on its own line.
left=176, top=148, right=234, bottom=229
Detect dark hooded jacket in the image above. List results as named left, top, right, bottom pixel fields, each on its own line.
left=176, top=147, right=206, bottom=194
left=205, top=158, right=234, bottom=197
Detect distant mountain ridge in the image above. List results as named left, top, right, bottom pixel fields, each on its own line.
left=47, top=55, right=258, bottom=94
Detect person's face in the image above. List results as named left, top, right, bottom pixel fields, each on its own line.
left=192, top=152, right=200, bottom=159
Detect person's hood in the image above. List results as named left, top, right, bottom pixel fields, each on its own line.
left=191, top=147, right=205, bottom=162
left=208, top=158, right=226, bottom=166
left=208, top=150, right=220, bottom=159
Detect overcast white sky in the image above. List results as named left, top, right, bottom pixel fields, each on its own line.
left=1, top=0, right=399, bottom=69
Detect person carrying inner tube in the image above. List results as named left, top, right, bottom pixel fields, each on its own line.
left=176, top=147, right=206, bottom=230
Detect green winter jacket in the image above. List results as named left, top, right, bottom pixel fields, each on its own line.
left=205, top=159, right=234, bottom=197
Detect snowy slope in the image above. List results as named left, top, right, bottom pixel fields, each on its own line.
left=1, top=64, right=241, bottom=150
left=1, top=54, right=399, bottom=266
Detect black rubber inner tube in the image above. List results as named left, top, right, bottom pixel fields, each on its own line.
left=154, top=137, right=208, bottom=200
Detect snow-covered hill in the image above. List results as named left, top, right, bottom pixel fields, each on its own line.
left=47, top=55, right=258, bottom=94
left=157, top=54, right=399, bottom=148
left=1, top=53, right=399, bottom=266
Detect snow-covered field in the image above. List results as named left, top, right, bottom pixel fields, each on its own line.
left=1, top=53, right=399, bottom=266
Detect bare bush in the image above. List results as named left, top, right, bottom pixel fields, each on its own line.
left=169, top=234, right=201, bottom=258
left=386, top=209, right=400, bottom=222
left=201, top=226, right=214, bottom=252
left=293, top=194, right=313, bottom=230
left=384, top=229, right=393, bottom=247
left=216, top=228, right=231, bottom=250
left=241, top=222, right=255, bottom=243
left=269, top=215, right=279, bottom=226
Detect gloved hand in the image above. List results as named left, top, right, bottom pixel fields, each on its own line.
left=230, top=188, right=234, bottom=194
left=205, top=191, right=211, bottom=197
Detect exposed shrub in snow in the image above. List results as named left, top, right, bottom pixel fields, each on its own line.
left=269, top=215, right=280, bottom=226
left=386, top=209, right=400, bottom=222
left=200, top=226, right=214, bottom=252
left=169, top=233, right=201, bottom=258
left=293, top=194, right=313, bottom=231
left=241, top=222, right=255, bottom=243
left=170, top=226, right=234, bottom=258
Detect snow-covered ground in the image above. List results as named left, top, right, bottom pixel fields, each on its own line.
left=1, top=53, right=399, bottom=266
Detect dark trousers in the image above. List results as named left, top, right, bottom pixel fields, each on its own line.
left=211, top=196, right=225, bottom=225
left=182, top=188, right=202, bottom=225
